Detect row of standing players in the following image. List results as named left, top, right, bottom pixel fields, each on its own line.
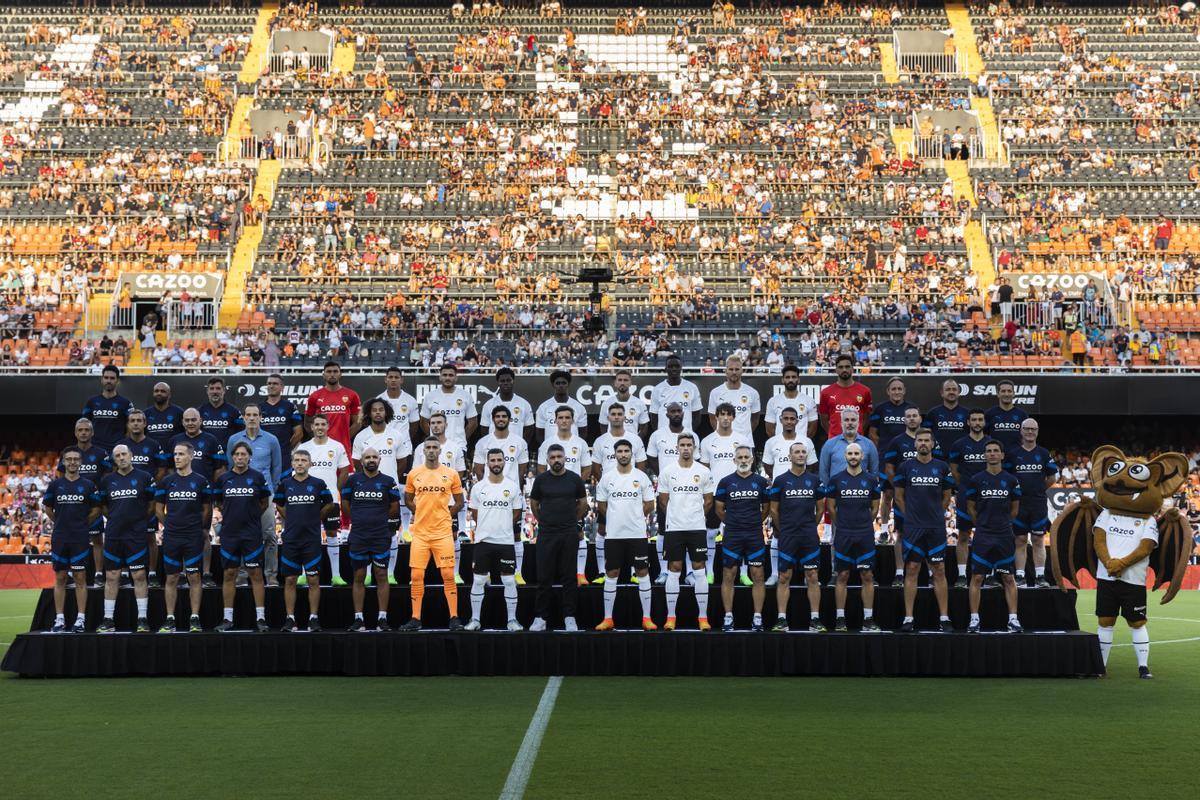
left=43, top=355, right=1053, bottom=633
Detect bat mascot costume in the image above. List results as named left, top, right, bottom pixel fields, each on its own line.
left=1049, top=446, right=1191, bottom=678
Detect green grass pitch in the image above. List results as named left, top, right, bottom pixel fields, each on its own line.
left=1, top=589, right=1197, bottom=800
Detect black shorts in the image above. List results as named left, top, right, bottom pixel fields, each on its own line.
left=777, top=532, right=821, bottom=571
left=833, top=532, right=875, bottom=572
left=721, top=534, right=766, bottom=569
left=605, top=538, right=649, bottom=572
left=1096, top=579, right=1148, bottom=623
left=50, top=539, right=90, bottom=572
left=473, top=541, right=516, bottom=575
left=220, top=536, right=265, bottom=570
left=349, top=533, right=392, bottom=570
left=664, top=530, right=708, bottom=563
left=103, top=538, right=149, bottom=572
left=162, top=537, right=204, bottom=576
left=970, top=534, right=1015, bottom=576
left=280, top=539, right=322, bottom=577
left=902, top=526, right=947, bottom=564
left=1013, top=504, right=1050, bottom=535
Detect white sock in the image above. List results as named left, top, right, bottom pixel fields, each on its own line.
left=470, top=573, right=487, bottom=621
left=970, top=612, right=980, bottom=625
left=1015, top=570, right=1025, bottom=580
left=136, top=597, right=148, bottom=618
left=55, top=613, right=64, bottom=624
left=903, top=615, right=913, bottom=623
left=354, top=611, right=363, bottom=620
left=595, top=537, right=606, bottom=575
left=836, top=608, right=845, bottom=619
left=1131, top=625, right=1150, bottom=669
left=1034, top=565, right=1045, bottom=578
left=103, top=598, right=115, bottom=618
left=665, top=570, right=680, bottom=618
left=1009, top=612, right=1019, bottom=623
left=638, top=574, right=651, bottom=618
left=769, top=537, right=779, bottom=576
left=939, top=615, right=950, bottom=622
left=723, top=611, right=733, bottom=625
left=224, top=607, right=233, bottom=622
left=327, top=542, right=340, bottom=576
left=400, top=505, right=413, bottom=533
left=603, top=576, right=617, bottom=619
left=740, top=564, right=749, bottom=581
left=706, top=529, right=720, bottom=579
left=895, top=568, right=903, bottom=578
left=577, top=538, right=588, bottom=576
left=692, top=568, right=709, bottom=618
left=752, top=612, right=762, bottom=626
left=513, top=538, right=524, bottom=577
left=811, top=610, right=820, bottom=620
left=71, top=612, right=82, bottom=627
left=501, top=574, right=518, bottom=621
left=388, top=541, right=399, bottom=576
left=1097, top=625, right=1114, bottom=666
left=453, top=537, right=461, bottom=573
left=863, top=607, right=873, bottom=619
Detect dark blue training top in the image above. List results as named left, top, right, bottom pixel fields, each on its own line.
left=168, top=432, right=226, bottom=481
left=155, top=472, right=212, bottom=540
left=922, top=404, right=969, bottom=444
left=213, top=468, right=272, bottom=540
left=259, top=398, right=303, bottom=461
left=714, top=472, right=771, bottom=538
left=768, top=470, right=821, bottom=539
left=984, top=406, right=1027, bottom=453
left=97, top=469, right=155, bottom=539
left=115, top=436, right=167, bottom=476
left=823, top=470, right=880, bottom=536
left=947, top=434, right=990, bottom=481
left=274, top=475, right=334, bottom=545
left=43, top=477, right=97, bottom=541
left=199, top=401, right=245, bottom=449
left=143, top=404, right=185, bottom=450
left=965, top=470, right=1022, bottom=534
left=343, top=472, right=401, bottom=538
left=895, top=458, right=954, bottom=529
left=1004, top=445, right=1058, bottom=503
left=83, top=393, right=135, bottom=450
left=869, top=400, right=916, bottom=449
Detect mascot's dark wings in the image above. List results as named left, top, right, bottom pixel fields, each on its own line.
left=1049, top=446, right=1191, bottom=604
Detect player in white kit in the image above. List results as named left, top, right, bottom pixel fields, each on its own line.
left=658, top=433, right=715, bottom=630
left=299, top=414, right=350, bottom=586
left=472, top=404, right=530, bottom=582
left=465, top=449, right=525, bottom=632
left=594, top=441, right=657, bottom=631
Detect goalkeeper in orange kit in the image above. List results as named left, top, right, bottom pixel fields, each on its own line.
left=399, top=437, right=465, bottom=631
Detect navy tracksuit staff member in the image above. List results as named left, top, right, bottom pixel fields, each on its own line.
left=893, top=429, right=955, bottom=632
left=43, top=447, right=99, bottom=633
left=96, top=445, right=156, bottom=632
left=274, top=448, right=337, bottom=632
left=964, top=440, right=1024, bottom=633
left=155, top=442, right=213, bottom=633
left=213, top=441, right=274, bottom=633
left=714, top=445, right=771, bottom=632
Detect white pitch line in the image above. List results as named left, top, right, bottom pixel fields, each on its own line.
left=499, top=676, right=563, bottom=800
left=1113, top=636, right=1200, bottom=647
left=1150, top=616, right=1200, bottom=624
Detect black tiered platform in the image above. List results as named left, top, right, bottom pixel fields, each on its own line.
left=24, top=583, right=1080, bottom=632
left=2, top=585, right=1102, bottom=678
left=2, top=630, right=1103, bottom=678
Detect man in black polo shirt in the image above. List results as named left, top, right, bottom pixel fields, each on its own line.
left=528, top=443, right=589, bottom=632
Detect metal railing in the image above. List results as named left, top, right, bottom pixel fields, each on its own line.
left=164, top=299, right=217, bottom=334
left=239, top=133, right=312, bottom=161
left=1010, top=299, right=1115, bottom=330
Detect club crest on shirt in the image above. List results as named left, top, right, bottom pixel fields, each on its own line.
left=632, top=481, right=640, bottom=489
left=741, top=396, right=748, bottom=404
left=503, top=490, right=510, bottom=497
left=693, top=475, right=700, bottom=483
left=456, top=399, right=463, bottom=406
left=342, top=396, right=349, bottom=403
left=386, top=438, right=393, bottom=445
left=327, top=451, right=334, bottom=459
left=571, top=447, right=578, bottom=455
left=508, top=446, right=515, bottom=453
